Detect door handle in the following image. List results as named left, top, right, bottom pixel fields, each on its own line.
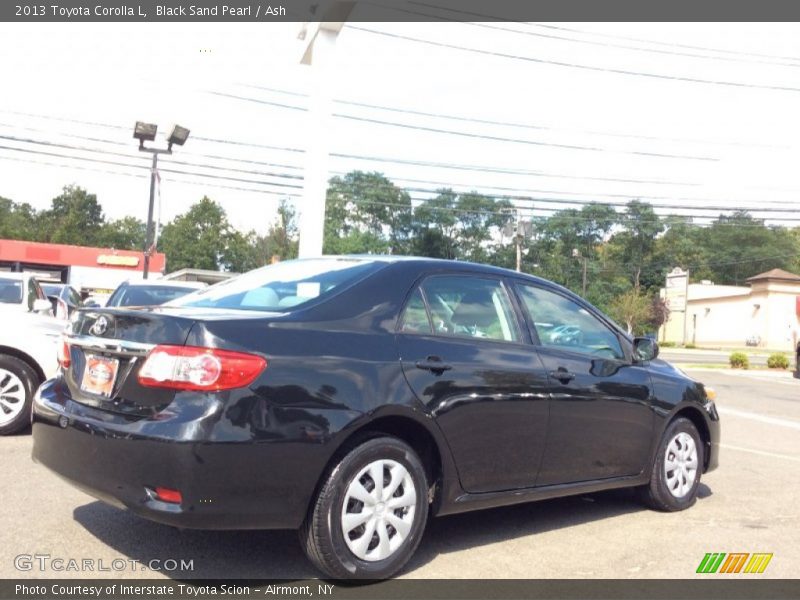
left=549, top=369, right=576, bottom=383
left=416, top=356, right=452, bottom=374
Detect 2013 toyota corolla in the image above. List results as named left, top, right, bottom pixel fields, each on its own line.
left=32, top=256, right=719, bottom=579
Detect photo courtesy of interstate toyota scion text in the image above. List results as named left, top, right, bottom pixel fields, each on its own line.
left=32, top=256, right=720, bottom=579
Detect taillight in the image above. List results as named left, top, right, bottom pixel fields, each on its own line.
left=58, top=339, right=71, bottom=369
left=138, top=345, right=266, bottom=391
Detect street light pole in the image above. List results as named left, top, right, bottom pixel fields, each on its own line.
left=144, top=152, right=158, bottom=278
left=133, top=122, right=190, bottom=279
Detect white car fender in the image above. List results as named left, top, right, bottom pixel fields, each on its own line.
left=0, top=311, right=66, bottom=381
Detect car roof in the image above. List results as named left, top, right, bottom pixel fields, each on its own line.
left=0, top=272, right=26, bottom=280
left=326, top=254, right=553, bottom=285
left=122, top=279, right=206, bottom=289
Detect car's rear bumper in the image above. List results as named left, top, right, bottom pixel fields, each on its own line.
left=31, top=378, right=334, bottom=530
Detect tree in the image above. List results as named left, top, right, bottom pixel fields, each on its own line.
left=0, top=197, right=41, bottom=241
left=609, top=289, right=653, bottom=335
left=99, top=216, right=146, bottom=250
left=159, top=197, right=256, bottom=272
left=43, top=185, right=106, bottom=246
left=254, top=200, right=298, bottom=263
left=701, top=211, right=798, bottom=285
left=324, top=171, right=413, bottom=254
left=607, top=200, right=664, bottom=290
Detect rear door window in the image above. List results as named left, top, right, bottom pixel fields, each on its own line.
left=416, top=275, right=520, bottom=343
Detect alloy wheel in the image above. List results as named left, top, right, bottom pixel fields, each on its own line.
left=0, top=368, right=26, bottom=426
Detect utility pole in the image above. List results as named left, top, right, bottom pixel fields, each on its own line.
left=515, top=209, right=522, bottom=272
left=297, top=3, right=356, bottom=258
left=572, top=248, right=588, bottom=296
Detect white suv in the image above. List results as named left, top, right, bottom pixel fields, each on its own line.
left=0, top=273, right=64, bottom=434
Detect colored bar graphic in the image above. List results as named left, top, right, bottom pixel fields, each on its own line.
left=720, top=553, right=749, bottom=573
left=697, top=552, right=772, bottom=574
left=744, top=553, right=773, bottom=574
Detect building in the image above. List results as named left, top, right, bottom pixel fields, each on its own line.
left=660, top=268, right=800, bottom=352
left=0, top=239, right=166, bottom=292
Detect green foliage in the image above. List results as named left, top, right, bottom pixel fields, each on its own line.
left=684, top=343, right=697, bottom=349
left=158, top=197, right=264, bottom=273
left=767, top=353, right=790, bottom=369
left=3, top=175, right=800, bottom=298
left=324, top=171, right=413, bottom=255
left=659, top=341, right=677, bottom=348
left=608, top=289, right=652, bottom=335
left=729, top=352, right=749, bottom=369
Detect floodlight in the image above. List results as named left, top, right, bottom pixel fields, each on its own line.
left=133, top=122, right=158, bottom=146
left=167, top=125, right=190, bottom=148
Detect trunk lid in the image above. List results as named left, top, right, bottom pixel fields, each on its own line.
left=64, top=308, right=198, bottom=417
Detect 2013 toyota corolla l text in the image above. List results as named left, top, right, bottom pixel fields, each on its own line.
left=32, top=256, right=719, bottom=579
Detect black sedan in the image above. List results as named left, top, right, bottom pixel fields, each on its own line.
left=32, top=256, right=719, bottom=579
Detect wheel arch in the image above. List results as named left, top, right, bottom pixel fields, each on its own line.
left=668, top=405, right=712, bottom=472
left=0, top=345, right=46, bottom=384
left=308, top=407, right=459, bottom=521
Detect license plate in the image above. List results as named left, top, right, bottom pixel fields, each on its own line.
left=80, top=354, right=119, bottom=397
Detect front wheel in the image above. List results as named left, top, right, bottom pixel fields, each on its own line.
left=300, top=436, right=429, bottom=579
left=638, top=417, right=704, bottom=511
left=0, top=355, right=39, bottom=435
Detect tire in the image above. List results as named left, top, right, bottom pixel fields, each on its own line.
left=300, top=436, right=429, bottom=579
left=0, top=355, right=39, bottom=435
left=638, top=417, right=704, bottom=512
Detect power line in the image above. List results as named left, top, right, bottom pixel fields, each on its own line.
left=528, top=22, right=800, bottom=65
left=0, top=134, right=303, bottom=189
left=216, top=90, right=719, bottom=161
left=366, top=2, right=800, bottom=69
left=0, top=144, right=303, bottom=193
left=244, top=84, right=782, bottom=149
left=404, top=2, right=800, bottom=64
left=347, top=26, right=800, bottom=94
left=3, top=109, right=712, bottom=187
left=0, top=153, right=301, bottom=200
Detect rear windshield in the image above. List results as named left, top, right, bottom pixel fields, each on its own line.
left=170, top=258, right=381, bottom=312
left=110, top=285, right=200, bottom=307
left=0, top=278, right=23, bottom=304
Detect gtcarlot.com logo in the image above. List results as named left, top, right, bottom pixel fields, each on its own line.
left=696, top=552, right=773, bottom=574
left=14, top=554, right=194, bottom=573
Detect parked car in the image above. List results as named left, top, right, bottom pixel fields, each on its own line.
left=0, top=272, right=54, bottom=317
left=105, top=279, right=206, bottom=307
left=0, top=310, right=64, bottom=434
left=32, top=257, right=720, bottom=579
left=41, top=283, right=82, bottom=320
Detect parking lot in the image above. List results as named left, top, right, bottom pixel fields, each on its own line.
left=1, top=369, right=797, bottom=580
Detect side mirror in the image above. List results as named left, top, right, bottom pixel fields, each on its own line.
left=32, top=298, right=53, bottom=315
left=633, top=337, right=659, bottom=362
left=82, top=300, right=99, bottom=308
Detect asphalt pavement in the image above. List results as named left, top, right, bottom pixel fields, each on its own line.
left=1, top=369, right=798, bottom=579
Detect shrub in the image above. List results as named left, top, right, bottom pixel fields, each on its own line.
left=767, top=353, right=790, bottom=369
left=684, top=343, right=697, bottom=349
left=729, top=352, right=749, bottom=369
left=660, top=341, right=676, bottom=348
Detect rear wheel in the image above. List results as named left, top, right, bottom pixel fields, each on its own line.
left=638, top=417, right=703, bottom=511
left=0, top=355, right=39, bottom=435
left=300, top=436, right=428, bottom=579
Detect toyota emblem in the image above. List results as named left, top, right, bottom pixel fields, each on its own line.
left=89, top=315, right=109, bottom=336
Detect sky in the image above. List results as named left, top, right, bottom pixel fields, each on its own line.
left=1, top=20, right=799, bottom=235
